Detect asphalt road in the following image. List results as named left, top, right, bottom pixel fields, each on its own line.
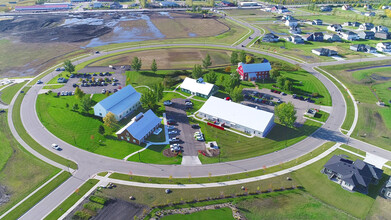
left=9, top=17, right=391, bottom=219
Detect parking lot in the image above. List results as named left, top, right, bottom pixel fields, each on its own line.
left=165, top=98, right=205, bottom=157
left=52, top=66, right=126, bottom=94
left=242, top=88, right=323, bottom=125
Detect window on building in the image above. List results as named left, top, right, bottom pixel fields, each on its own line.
left=121, top=136, right=124, bottom=139
left=133, top=139, right=136, bottom=143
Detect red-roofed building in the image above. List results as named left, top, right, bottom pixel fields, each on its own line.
left=236, top=62, right=271, bottom=81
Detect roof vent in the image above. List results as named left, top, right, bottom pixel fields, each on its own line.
left=196, top=78, right=204, bottom=83
left=135, top=112, right=144, bottom=122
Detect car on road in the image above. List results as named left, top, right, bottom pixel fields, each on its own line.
left=36, top=80, right=43, bottom=84
left=51, top=144, right=60, bottom=150
left=167, top=119, right=176, bottom=125
left=163, top=100, right=172, bottom=106
left=0, top=110, right=5, bottom=113
left=95, top=51, right=100, bottom=54
left=55, top=68, right=61, bottom=71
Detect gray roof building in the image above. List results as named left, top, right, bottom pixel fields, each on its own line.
left=382, top=177, right=391, bottom=199
left=262, top=33, right=279, bottom=42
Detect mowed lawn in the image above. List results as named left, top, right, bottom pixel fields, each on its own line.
left=127, top=145, right=182, bottom=165
left=161, top=207, right=234, bottom=220
left=36, top=93, right=144, bottom=159
left=194, top=118, right=322, bottom=163
left=0, top=111, right=59, bottom=215
left=236, top=190, right=351, bottom=220
left=292, top=149, right=388, bottom=218
left=0, top=81, right=28, bottom=104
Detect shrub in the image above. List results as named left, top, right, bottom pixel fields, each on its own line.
left=73, top=210, right=92, bottom=220
left=312, top=92, right=319, bottom=97
left=83, top=202, right=104, bottom=211
left=89, top=196, right=107, bottom=205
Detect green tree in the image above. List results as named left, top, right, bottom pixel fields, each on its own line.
left=202, top=54, right=212, bottom=69
left=140, top=0, right=146, bottom=8
left=151, top=59, right=157, bottom=73
left=270, top=69, right=281, bottom=80
left=140, top=89, right=157, bottom=110
left=245, top=55, right=254, bottom=64
left=103, top=112, right=118, bottom=128
left=230, top=86, right=244, bottom=102
left=186, top=0, right=193, bottom=6
left=204, top=71, right=217, bottom=84
left=276, top=76, right=286, bottom=89
left=74, top=87, right=85, bottom=99
left=284, top=80, right=292, bottom=91
left=192, top=64, right=203, bottom=79
left=275, top=102, right=297, bottom=128
left=80, top=96, right=93, bottom=113
left=64, top=60, right=75, bottom=74
left=65, top=103, right=69, bottom=108
left=239, top=50, right=246, bottom=63
left=230, top=51, right=238, bottom=65
left=152, top=83, right=164, bottom=102
left=209, top=0, right=215, bottom=7
left=72, top=103, right=79, bottom=111
left=131, top=56, right=142, bottom=72
left=225, top=72, right=241, bottom=93
left=98, top=125, right=105, bottom=135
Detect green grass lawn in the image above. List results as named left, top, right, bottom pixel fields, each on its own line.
left=340, top=144, right=366, bottom=157
left=44, top=179, right=99, bottom=220
left=161, top=207, right=234, bottom=220
left=236, top=190, right=351, bottom=219
left=0, top=81, right=28, bottom=104
left=127, top=145, right=182, bottom=165
left=2, top=171, right=71, bottom=220
left=305, top=110, right=330, bottom=123
left=12, top=88, right=77, bottom=169
left=0, top=111, right=61, bottom=216
left=195, top=118, right=322, bottom=164
left=292, top=148, right=388, bottom=218
left=36, top=93, right=144, bottom=159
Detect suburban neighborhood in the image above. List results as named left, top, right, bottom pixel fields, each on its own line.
left=0, top=0, right=391, bottom=219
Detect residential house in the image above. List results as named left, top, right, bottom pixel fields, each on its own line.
left=159, top=1, right=179, bottom=7
left=92, top=2, right=102, bottom=8
left=312, top=48, right=338, bottom=56
left=382, top=6, right=389, bottom=9
left=262, top=33, right=279, bottom=42
left=324, top=34, right=342, bottom=42
left=289, top=26, right=301, bottom=34
left=286, top=35, right=304, bottom=44
left=375, top=31, right=391, bottom=39
left=320, top=6, right=332, bottom=12
left=340, top=31, right=359, bottom=41
left=363, top=4, right=373, bottom=10
left=271, top=5, right=289, bottom=13
left=198, top=96, right=275, bottom=138
left=304, top=32, right=324, bottom=41
left=281, top=15, right=295, bottom=21
left=116, top=110, right=161, bottom=145
left=237, top=62, right=272, bottom=81
left=327, top=24, right=343, bottom=32
left=376, top=42, right=391, bottom=52
left=382, top=177, right=391, bottom=199
left=322, top=155, right=383, bottom=194
left=285, top=19, right=298, bottom=27
left=93, top=85, right=141, bottom=121
left=350, top=44, right=376, bottom=53
left=219, top=1, right=235, bottom=6
left=341, top=4, right=352, bottom=10
left=312, top=19, right=322, bottom=25
left=180, top=77, right=218, bottom=99
left=372, top=26, right=389, bottom=33
left=359, top=23, right=374, bottom=30
left=343, top=21, right=361, bottom=27
left=110, top=1, right=122, bottom=8
left=358, top=31, right=375, bottom=39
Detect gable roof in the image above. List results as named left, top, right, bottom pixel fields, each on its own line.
left=116, top=109, right=161, bottom=140
left=324, top=155, right=383, bottom=188
left=180, top=77, right=216, bottom=96
left=198, top=96, right=274, bottom=133
left=239, top=62, right=271, bottom=73
left=94, top=85, right=141, bottom=116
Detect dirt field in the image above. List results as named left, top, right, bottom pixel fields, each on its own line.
left=89, top=48, right=232, bottom=70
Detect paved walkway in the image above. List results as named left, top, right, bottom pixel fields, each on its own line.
left=182, top=156, right=202, bottom=166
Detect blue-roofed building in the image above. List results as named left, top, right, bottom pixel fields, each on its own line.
left=93, top=85, right=141, bottom=121
left=116, top=110, right=161, bottom=145
left=159, top=1, right=178, bottom=7
left=236, top=62, right=272, bottom=81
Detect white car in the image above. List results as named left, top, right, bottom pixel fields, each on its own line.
left=168, top=130, right=177, bottom=135
left=51, top=144, right=60, bottom=150
left=167, top=125, right=175, bottom=130
left=194, top=132, right=202, bottom=137
left=195, top=136, right=204, bottom=141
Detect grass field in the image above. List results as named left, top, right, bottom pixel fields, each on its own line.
left=36, top=93, right=145, bottom=159
left=12, top=88, right=78, bottom=169
left=161, top=207, right=234, bottom=220
left=321, top=62, right=391, bottom=150
left=44, top=179, right=99, bottom=220
left=0, top=111, right=60, bottom=216
left=90, top=48, right=231, bottom=70
left=0, top=81, right=28, bottom=104
left=292, top=148, right=388, bottom=218
left=2, top=171, right=71, bottom=220
left=195, top=118, right=322, bottom=164
left=127, top=145, right=183, bottom=165
left=340, top=144, right=366, bottom=157
left=305, top=110, right=330, bottom=123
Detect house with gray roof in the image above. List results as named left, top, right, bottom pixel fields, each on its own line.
left=322, top=155, right=383, bottom=194
left=324, top=34, right=342, bottom=42
left=289, top=26, right=301, bottom=34
left=262, top=33, right=279, bottom=42
left=327, top=24, right=343, bottom=32
left=358, top=31, right=375, bottom=40
left=93, top=85, right=141, bottom=121
left=312, top=19, right=322, bottom=25
left=382, top=177, right=391, bottom=199
left=286, top=35, right=304, bottom=44
left=340, top=31, right=359, bottom=41
left=312, top=48, right=338, bottom=56
left=375, top=31, right=391, bottom=39
left=116, top=110, right=161, bottom=145
left=372, top=25, right=388, bottom=33
left=359, top=23, right=374, bottom=30
left=376, top=42, right=391, bottom=52
left=343, top=21, right=361, bottom=27
left=350, top=44, right=376, bottom=53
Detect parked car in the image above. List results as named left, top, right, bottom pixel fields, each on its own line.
left=191, top=124, right=200, bottom=129
left=102, top=89, right=106, bottom=94
left=168, top=130, right=177, bottom=135
left=60, top=67, right=65, bottom=71
left=185, top=102, right=193, bottom=106
left=72, top=84, right=78, bottom=88
left=195, top=135, right=204, bottom=141
left=167, top=119, right=176, bottom=125
left=168, top=125, right=175, bottom=130
left=51, top=144, right=60, bottom=150
left=163, top=100, right=172, bottom=106
left=169, top=137, right=180, bottom=142
left=55, top=68, right=61, bottom=71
